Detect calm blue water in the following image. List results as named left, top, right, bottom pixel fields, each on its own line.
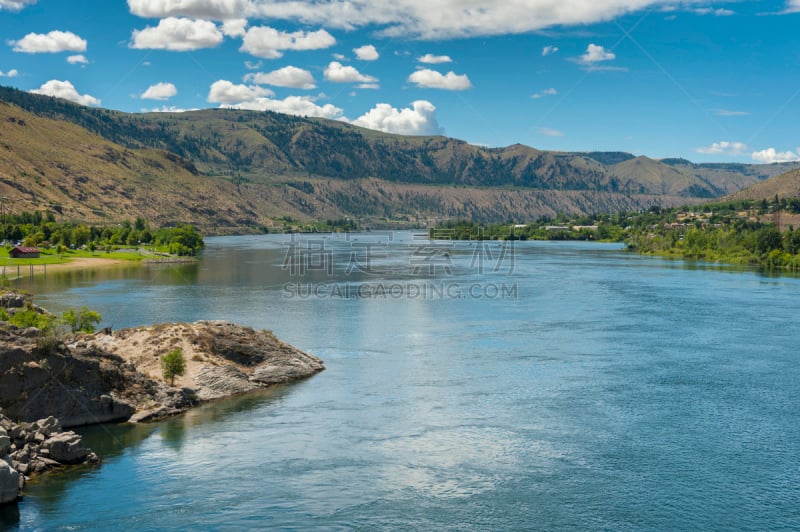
left=4, top=234, right=800, bottom=530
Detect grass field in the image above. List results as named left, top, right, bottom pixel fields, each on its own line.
left=0, top=247, right=160, bottom=267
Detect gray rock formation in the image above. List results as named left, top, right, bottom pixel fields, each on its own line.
left=0, top=459, right=20, bottom=505
left=0, top=409, right=98, bottom=506
left=194, top=365, right=259, bottom=400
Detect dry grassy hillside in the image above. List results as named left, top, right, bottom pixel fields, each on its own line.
left=726, top=168, right=800, bottom=201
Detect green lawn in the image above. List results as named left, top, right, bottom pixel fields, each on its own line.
left=0, top=247, right=161, bottom=266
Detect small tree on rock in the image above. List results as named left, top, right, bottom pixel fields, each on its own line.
left=161, top=347, right=186, bottom=386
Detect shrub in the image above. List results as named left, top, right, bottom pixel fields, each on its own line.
left=9, top=308, right=52, bottom=330
left=61, top=307, right=102, bottom=333
left=161, top=347, right=186, bottom=386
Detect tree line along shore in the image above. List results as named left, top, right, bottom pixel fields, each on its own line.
left=431, top=197, right=800, bottom=272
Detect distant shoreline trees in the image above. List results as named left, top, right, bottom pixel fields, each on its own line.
left=0, top=212, right=204, bottom=256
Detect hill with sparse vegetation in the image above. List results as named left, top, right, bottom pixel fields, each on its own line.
left=2, top=85, right=798, bottom=229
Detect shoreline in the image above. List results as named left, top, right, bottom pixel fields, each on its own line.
left=1, top=256, right=197, bottom=280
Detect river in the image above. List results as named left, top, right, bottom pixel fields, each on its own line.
left=3, top=233, right=800, bottom=530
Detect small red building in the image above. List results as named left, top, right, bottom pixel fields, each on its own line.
left=9, top=246, right=40, bottom=259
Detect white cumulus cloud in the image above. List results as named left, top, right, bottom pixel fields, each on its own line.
left=240, top=26, right=335, bottom=59
left=0, top=0, right=36, bottom=11
left=0, top=69, right=18, bottom=77
left=353, top=44, right=379, bottom=60
left=324, top=61, right=378, bottom=83
left=30, top=79, right=100, bottom=106
left=141, top=82, right=178, bottom=100
left=11, top=30, right=87, bottom=53
left=353, top=100, right=443, bottom=136
left=244, top=66, right=316, bottom=89
left=127, top=0, right=249, bottom=19
left=131, top=17, right=224, bottom=51
left=247, top=0, right=709, bottom=40
left=408, top=68, right=472, bottom=90
left=581, top=43, right=615, bottom=63
left=207, top=79, right=274, bottom=103
left=751, top=147, right=800, bottom=164
left=222, top=18, right=248, bottom=37
left=696, top=141, right=749, bottom=156
left=224, top=95, right=344, bottom=119
left=787, top=0, right=800, bottom=12
left=418, top=53, right=452, bottom=64
left=67, top=54, right=88, bottom=64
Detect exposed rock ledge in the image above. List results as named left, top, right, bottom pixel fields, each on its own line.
left=0, top=291, right=324, bottom=504
left=1, top=412, right=98, bottom=504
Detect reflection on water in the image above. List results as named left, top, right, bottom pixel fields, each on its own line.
left=5, top=235, right=800, bottom=530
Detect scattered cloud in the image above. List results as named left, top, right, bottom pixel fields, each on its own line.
left=418, top=53, right=452, bottom=64
left=240, top=26, right=335, bottom=59
left=786, top=0, right=800, bottom=13
left=67, top=54, right=88, bottom=64
left=131, top=17, right=224, bottom=51
left=715, top=109, right=750, bottom=116
left=324, top=61, right=378, bottom=83
left=0, top=0, right=36, bottom=11
left=224, top=94, right=344, bottom=119
left=531, top=87, right=557, bottom=99
left=538, top=127, right=564, bottom=137
left=244, top=65, right=316, bottom=89
left=542, top=45, right=559, bottom=56
left=573, top=43, right=627, bottom=71
left=244, top=60, right=262, bottom=70
left=357, top=83, right=380, bottom=89
left=146, top=105, right=199, bottom=113
left=30, top=79, right=100, bottom=106
left=0, top=69, right=18, bottom=77
left=141, top=82, right=178, bottom=100
left=354, top=44, right=379, bottom=60
left=11, top=30, right=87, bottom=53
left=751, top=147, right=800, bottom=164
left=693, top=7, right=734, bottom=16
left=222, top=18, right=248, bottom=37
left=696, top=141, right=749, bottom=155
left=353, top=100, right=444, bottom=136
left=127, top=0, right=249, bottom=19
left=207, top=79, right=274, bottom=103
left=580, top=43, right=615, bottom=63
left=408, top=68, right=472, bottom=90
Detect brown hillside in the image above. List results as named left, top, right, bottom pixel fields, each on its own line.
left=725, top=168, right=800, bottom=201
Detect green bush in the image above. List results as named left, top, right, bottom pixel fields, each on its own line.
left=9, top=308, right=52, bottom=329
left=161, top=347, right=186, bottom=386
left=61, top=307, right=102, bottom=333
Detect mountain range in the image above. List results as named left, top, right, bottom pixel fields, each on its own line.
left=1, top=85, right=798, bottom=231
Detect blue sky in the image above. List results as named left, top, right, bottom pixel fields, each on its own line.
left=0, top=0, right=798, bottom=164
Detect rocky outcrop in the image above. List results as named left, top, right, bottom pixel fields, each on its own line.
left=1, top=292, right=324, bottom=428
left=0, top=411, right=99, bottom=505
left=82, top=320, right=325, bottom=414
left=0, top=291, right=324, bottom=506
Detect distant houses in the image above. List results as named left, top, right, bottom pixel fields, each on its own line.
left=9, top=246, right=40, bottom=259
